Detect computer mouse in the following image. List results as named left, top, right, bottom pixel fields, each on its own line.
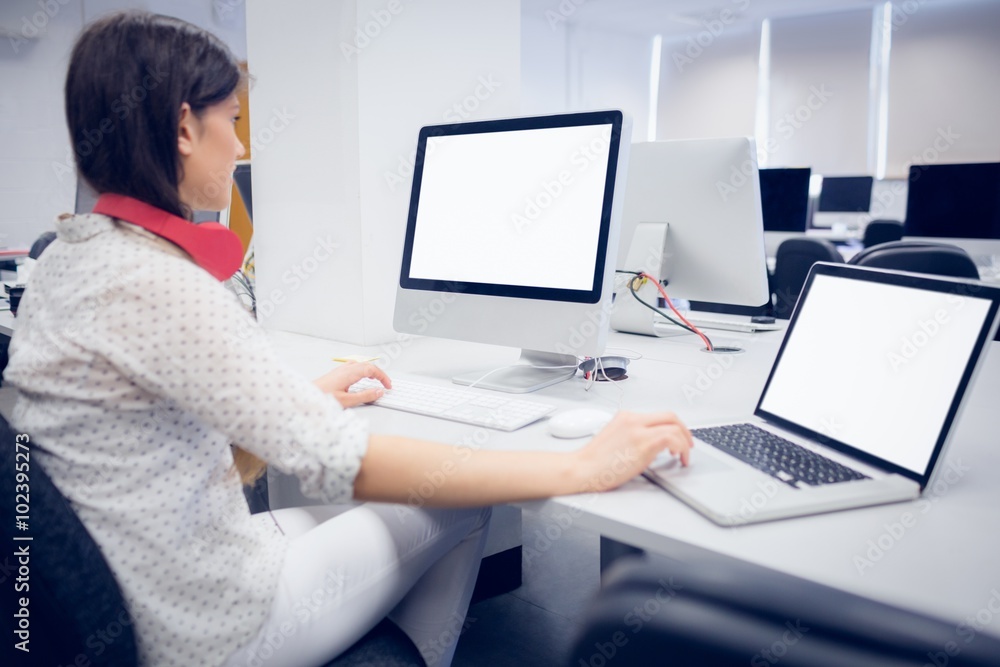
left=546, top=409, right=615, bottom=439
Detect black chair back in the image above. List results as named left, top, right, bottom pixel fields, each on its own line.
left=570, top=555, right=1000, bottom=667
left=862, top=219, right=904, bottom=248
left=849, top=240, right=979, bottom=279
left=29, top=231, right=57, bottom=259
left=771, top=238, right=844, bottom=319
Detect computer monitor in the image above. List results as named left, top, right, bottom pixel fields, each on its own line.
left=233, top=162, right=253, bottom=221
left=903, top=162, right=1000, bottom=240
left=759, top=167, right=811, bottom=232
left=613, top=138, right=770, bottom=316
left=393, top=110, right=631, bottom=393
left=817, top=175, right=873, bottom=213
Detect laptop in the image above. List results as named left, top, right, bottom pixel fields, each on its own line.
left=645, top=262, right=1000, bottom=526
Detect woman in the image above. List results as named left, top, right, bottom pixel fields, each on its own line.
left=4, top=11, right=692, bottom=667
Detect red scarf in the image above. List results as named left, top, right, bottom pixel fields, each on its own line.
left=92, top=193, right=244, bottom=281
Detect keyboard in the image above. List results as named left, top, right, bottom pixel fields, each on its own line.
left=348, top=378, right=556, bottom=431
left=692, top=423, right=870, bottom=488
left=654, top=315, right=783, bottom=334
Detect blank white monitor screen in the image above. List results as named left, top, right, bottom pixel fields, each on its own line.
left=407, top=124, right=613, bottom=294
left=394, top=111, right=629, bottom=392
left=759, top=271, right=994, bottom=477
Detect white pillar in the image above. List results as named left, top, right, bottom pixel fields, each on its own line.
left=246, top=0, right=521, bottom=344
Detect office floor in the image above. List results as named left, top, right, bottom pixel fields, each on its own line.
left=0, top=384, right=600, bottom=666
left=453, top=512, right=600, bottom=667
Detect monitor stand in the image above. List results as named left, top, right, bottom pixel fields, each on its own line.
left=452, top=349, right=579, bottom=394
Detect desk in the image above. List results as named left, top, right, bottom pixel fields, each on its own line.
left=272, top=328, right=999, bottom=637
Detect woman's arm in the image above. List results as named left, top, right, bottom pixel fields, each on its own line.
left=312, top=362, right=694, bottom=505
left=352, top=411, right=693, bottom=506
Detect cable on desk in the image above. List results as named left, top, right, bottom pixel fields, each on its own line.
left=616, top=270, right=715, bottom=351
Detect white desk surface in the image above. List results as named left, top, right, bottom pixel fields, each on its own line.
left=271, top=327, right=1000, bottom=635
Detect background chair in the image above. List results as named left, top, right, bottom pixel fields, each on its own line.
left=28, top=230, right=57, bottom=259
left=862, top=219, right=904, bottom=248
left=848, top=241, right=999, bottom=341
left=771, top=238, right=844, bottom=319
left=0, top=414, right=424, bottom=666
left=569, top=554, right=1000, bottom=667
left=849, top=240, right=980, bottom=279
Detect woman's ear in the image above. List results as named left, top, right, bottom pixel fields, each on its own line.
left=177, top=102, right=196, bottom=157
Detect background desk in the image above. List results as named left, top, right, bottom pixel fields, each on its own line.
left=0, top=310, right=13, bottom=338
left=271, top=327, right=999, bottom=638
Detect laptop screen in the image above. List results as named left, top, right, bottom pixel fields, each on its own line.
left=757, top=265, right=999, bottom=485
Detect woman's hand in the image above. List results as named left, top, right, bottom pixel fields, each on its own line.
left=573, top=411, right=693, bottom=493
left=313, top=363, right=392, bottom=408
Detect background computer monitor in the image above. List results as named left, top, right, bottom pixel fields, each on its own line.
left=903, top=162, right=1000, bottom=239
left=759, top=167, right=811, bottom=233
left=393, top=110, right=630, bottom=393
left=233, top=162, right=253, bottom=221
left=614, top=138, right=770, bottom=308
left=817, top=175, right=873, bottom=213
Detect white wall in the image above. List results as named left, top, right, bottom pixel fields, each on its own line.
left=521, top=11, right=569, bottom=115
left=246, top=0, right=521, bottom=345
left=521, top=13, right=651, bottom=136
left=656, top=25, right=759, bottom=141
left=766, top=9, right=872, bottom=175
left=567, top=24, right=651, bottom=137
left=522, top=1, right=1000, bottom=180
left=0, top=0, right=247, bottom=250
left=885, top=0, right=1000, bottom=177
left=0, top=0, right=83, bottom=249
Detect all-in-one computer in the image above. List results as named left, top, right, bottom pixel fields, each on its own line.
left=610, top=137, right=771, bottom=343
left=393, top=110, right=631, bottom=393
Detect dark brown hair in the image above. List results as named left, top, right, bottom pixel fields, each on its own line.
left=65, top=11, right=245, bottom=220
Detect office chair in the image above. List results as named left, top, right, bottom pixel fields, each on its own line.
left=0, top=413, right=140, bottom=666
left=771, top=238, right=844, bottom=319
left=849, top=240, right=980, bottom=279
left=862, top=219, right=904, bottom=248
left=0, top=415, right=423, bottom=667
left=848, top=241, right=996, bottom=340
left=569, top=554, right=1000, bottom=667
left=29, top=231, right=57, bottom=259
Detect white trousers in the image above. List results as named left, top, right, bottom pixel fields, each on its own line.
left=223, top=503, right=491, bottom=667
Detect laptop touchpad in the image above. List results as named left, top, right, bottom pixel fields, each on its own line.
left=649, top=447, right=735, bottom=476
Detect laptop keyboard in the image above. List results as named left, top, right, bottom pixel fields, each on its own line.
left=692, top=423, right=870, bottom=488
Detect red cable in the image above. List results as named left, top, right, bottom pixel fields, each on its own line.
left=639, top=272, right=714, bottom=351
